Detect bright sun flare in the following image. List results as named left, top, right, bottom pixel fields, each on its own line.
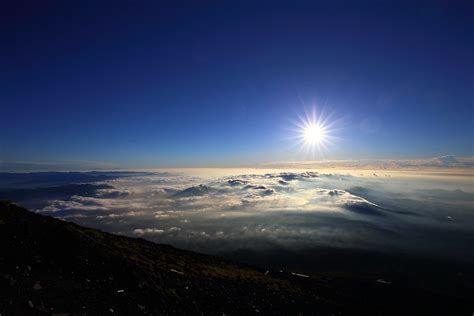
left=303, top=124, right=326, bottom=145
left=291, top=108, right=336, bottom=156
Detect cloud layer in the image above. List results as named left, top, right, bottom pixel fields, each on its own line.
left=261, top=155, right=474, bottom=169
left=17, top=169, right=471, bottom=262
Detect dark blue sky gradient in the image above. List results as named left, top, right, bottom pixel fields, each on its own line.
left=1, top=1, right=473, bottom=167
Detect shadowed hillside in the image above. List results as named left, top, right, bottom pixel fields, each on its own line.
left=0, top=201, right=334, bottom=315
left=1, top=200, right=473, bottom=315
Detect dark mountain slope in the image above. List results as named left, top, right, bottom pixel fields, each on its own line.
left=0, top=201, right=333, bottom=315
left=1, top=201, right=473, bottom=315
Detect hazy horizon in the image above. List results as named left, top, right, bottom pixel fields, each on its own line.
left=1, top=154, right=474, bottom=172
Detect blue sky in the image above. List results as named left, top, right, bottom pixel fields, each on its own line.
left=1, top=1, right=473, bottom=167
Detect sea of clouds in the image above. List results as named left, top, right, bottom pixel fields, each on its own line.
left=17, top=169, right=472, bottom=262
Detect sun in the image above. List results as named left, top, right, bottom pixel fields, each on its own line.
left=303, top=123, right=326, bottom=145
left=288, top=107, right=338, bottom=157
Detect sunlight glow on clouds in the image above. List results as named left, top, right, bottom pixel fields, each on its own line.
left=26, top=169, right=473, bottom=260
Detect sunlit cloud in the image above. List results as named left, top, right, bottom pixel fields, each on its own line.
left=1, top=169, right=467, bottom=259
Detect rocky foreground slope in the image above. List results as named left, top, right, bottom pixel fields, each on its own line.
left=1, top=200, right=473, bottom=315
left=0, top=201, right=334, bottom=315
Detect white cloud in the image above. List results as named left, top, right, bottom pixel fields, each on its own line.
left=30, top=170, right=474, bottom=259
left=133, top=228, right=165, bottom=236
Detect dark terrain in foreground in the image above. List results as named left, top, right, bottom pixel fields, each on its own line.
left=1, top=201, right=473, bottom=315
